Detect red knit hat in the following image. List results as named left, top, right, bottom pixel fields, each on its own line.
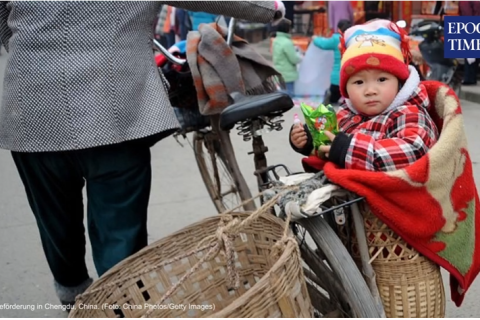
left=339, top=20, right=412, bottom=98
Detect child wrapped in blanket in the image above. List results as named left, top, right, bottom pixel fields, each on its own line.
left=290, top=19, right=439, bottom=172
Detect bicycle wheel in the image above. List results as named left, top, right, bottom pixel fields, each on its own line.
left=193, top=131, right=245, bottom=213
left=293, top=216, right=381, bottom=318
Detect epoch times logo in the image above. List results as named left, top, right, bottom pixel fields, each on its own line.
left=444, top=16, right=480, bottom=58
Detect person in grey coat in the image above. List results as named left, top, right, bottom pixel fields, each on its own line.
left=0, top=1, right=285, bottom=308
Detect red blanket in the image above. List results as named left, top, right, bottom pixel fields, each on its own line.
left=304, top=81, right=480, bottom=306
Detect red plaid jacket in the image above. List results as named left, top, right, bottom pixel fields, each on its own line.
left=336, top=83, right=439, bottom=171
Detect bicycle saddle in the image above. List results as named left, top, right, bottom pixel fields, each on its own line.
left=220, top=92, right=294, bottom=130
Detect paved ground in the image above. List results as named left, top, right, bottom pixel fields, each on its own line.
left=0, top=50, right=480, bottom=317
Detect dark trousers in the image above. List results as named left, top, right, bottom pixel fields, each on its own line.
left=12, top=142, right=151, bottom=288
left=284, top=82, right=295, bottom=97
left=463, top=59, right=478, bottom=84
left=329, top=84, right=341, bottom=104
left=166, top=30, right=176, bottom=48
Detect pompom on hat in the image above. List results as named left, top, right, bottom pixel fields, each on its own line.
left=339, top=19, right=412, bottom=98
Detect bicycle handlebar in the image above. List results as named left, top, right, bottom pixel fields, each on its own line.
left=153, top=39, right=187, bottom=65
left=226, top=17, right=236, bottom=46
left=153, top=17, right=237, bottom=67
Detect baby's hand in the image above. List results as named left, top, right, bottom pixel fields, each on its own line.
left=291, top=124, right=308, bottom=149
left=318, top=131, right=336, bottom=158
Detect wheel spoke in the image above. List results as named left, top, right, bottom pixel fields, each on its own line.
left=220, top=187, right=237, bottom=197
left=206, top=140, right=222, bottom=197
left=194, top=132, right=243, bottom=213
left=305, top=281, right=335, bottom=316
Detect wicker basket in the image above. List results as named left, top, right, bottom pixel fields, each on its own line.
left=69, top=213, right=312, bottom=318
left=340, top=204, right=446, bottom=318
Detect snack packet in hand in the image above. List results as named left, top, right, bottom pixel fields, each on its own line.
left=300, top=103, right=338, bottom=150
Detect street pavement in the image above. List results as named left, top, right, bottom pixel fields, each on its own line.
left=0, top=50, right=479, bottom=318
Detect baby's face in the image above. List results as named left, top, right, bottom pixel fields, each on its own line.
left=346, top=69, right=399, bottom=116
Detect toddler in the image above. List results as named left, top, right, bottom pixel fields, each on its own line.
left=290, top=19, right=439, bottom=171
left=272, top=19, right=302, bottom=97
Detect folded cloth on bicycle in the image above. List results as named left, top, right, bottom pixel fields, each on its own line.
left=322, top=81, right=480, bottom=307
left=279, top=173, right=315, bottom=186
left=302, top=184, right=348, bottom=216
left=186, top=23, right=282, bottom=115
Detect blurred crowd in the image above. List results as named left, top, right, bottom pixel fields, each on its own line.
left=153, top=5, right=232, bottom=49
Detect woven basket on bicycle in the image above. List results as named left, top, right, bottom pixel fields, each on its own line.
left=338, top=203, right=445, bottom=318
left=69, top=213, right=312, bottom=318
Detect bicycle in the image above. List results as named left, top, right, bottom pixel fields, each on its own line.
left=217, top=92, right=384, bottom=318
left=153, top=19, right=384, bottom=318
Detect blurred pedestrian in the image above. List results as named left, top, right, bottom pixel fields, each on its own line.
left=189, top=11, right=217, bottom=31
left=328, top=1, right=354, bottom=33
left=459, top=1, right=480, bottom=85
left=272, top=19, right=302, bottom=97
left=313, top=19, right=352, bottom=104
